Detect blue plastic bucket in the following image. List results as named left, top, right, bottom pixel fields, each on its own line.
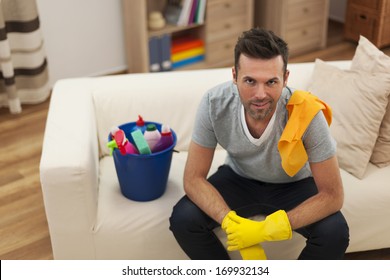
left=110, top=121, right=177, bottom=201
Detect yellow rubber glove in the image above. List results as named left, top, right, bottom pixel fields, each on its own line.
left=240, top=245, right=267, bottom=260
left=224, top=210, right=292, bottom=251
left=221, top=213, right=267, bottom=260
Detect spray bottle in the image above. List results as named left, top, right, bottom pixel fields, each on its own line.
left=110, top=127, right=138, bottom=155
left=152, top=124, right=174, bottom=152
left=143, top=123, right=161, bottom=151
left=131, top=115, right=147, bottom=133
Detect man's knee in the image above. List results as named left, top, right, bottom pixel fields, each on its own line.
left=321, top=212, right=349, bottom=248
left=298, top=212, right=349, bottom=259
left=169, top=196, right=190, bottom=232
left=169, top=196, right=209, bottom=234
left=308, top=212, right=350, bottom=258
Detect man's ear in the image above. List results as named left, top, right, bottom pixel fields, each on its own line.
left=232, top=66, right=237, bottom=84
left=283, top=69, right=290, bottom=87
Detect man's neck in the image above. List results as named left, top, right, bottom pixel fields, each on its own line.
left=245, top=111, right=274, bottom=139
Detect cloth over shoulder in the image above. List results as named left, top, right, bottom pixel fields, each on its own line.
left=278, top=90, right=332, bottom=177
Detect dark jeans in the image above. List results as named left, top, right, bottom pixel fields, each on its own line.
left=169, top=165, right=350, bottom=260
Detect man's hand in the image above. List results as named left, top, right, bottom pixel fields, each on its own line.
left=222, top=210, right=292, bottom=251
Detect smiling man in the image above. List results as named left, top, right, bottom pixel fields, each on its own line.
left=169, top=28, right=349, bottom=260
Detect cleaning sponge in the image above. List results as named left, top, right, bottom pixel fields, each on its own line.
left=131, top=129, right=151, bottom=155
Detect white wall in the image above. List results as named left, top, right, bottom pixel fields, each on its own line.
left=329, top=0, right=347, bottom=23
left=36, top=0, right=127, bottom=87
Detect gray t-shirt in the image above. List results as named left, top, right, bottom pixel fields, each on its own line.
left=192, top=81, right=336, bottom=183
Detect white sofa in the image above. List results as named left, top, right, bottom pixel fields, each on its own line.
left=40, top=60, right=390, bottom=260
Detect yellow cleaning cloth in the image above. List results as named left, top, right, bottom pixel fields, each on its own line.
left=278, top=90, right=332, bottom=177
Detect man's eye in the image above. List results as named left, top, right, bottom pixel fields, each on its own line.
left=245, top=79, right=254, bottom=84
left=267, top=80, right=277, bottom=86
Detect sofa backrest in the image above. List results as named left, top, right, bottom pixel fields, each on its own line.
left=92, top=61, right=351, bottom=157
left=286, top=60, right=351, bottom=90
left=92, top=68, right=232, bottom=156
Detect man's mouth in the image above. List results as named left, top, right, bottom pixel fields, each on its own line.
left=251, top=101, right=270, bottom=109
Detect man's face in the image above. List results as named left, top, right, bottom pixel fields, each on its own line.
left=232, top=54, right=289, bottom=122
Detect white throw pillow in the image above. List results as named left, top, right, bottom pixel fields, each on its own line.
left=307, top=59, right=390, bottom=179
left=351, top=35, right=390, bottom=167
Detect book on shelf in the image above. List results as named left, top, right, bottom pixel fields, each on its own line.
left=148, top=37, right=161, bottom=72
left=177, top=0, right=193, bottom=26
left=172, top=0, right=207, bottom=26
left=148, top=35, right=205, bottom=72
left=148, top=34, right=173, bottom=72
left=188, top=0, right=198, bottom=25
left=196, top=0, right=207, bottom=24
left=172, top=55, right=205, bottom=69
left=171, top=37, right=204, bottom=53
left=172, top=46, right=205, bottom=63
left=171, top=36, right=205, bottom=69
left=160, top=34, right=172, bottom=71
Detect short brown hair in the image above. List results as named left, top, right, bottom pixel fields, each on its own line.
left=234, top=28, right=289, bottom=75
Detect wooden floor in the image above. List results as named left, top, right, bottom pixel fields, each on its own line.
left=1, top=21, right=390, bottom=260
left=0, top=98, right=52, bottom=260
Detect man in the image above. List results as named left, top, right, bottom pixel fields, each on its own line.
left=169, top=28, right=349, bottom=260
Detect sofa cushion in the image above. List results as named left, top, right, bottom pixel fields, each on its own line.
left=307, top=59, right=390, bottom=179
left=339, top=162, right=390, bottom=251
left=351, top=36, right=390, bottom=168
left=97, top=149, right=305, bottom=259
left=95, top=152, right=190, bottom=259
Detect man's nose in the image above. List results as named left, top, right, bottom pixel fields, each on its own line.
left=254, top=85, right=267, bottom=99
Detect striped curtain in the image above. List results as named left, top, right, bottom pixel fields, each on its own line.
left=0, top=0, right=50, bottom=114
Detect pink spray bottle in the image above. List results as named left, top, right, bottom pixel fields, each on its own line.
left=110, top=127, right=138, bottom=155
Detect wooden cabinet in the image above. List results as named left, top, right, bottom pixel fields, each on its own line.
left=344, top=0, right=390, bottom=48
left=122, top=0, right=253, bottom=73
left=254, top=0, right=330, bottom=56
left=205, top=0, right=254, bottom=67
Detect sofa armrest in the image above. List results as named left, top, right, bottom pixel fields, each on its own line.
left=39, top=78, right=99, bottom=259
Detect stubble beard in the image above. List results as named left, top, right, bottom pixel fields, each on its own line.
left=246, top=100, right=274, bottom=121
